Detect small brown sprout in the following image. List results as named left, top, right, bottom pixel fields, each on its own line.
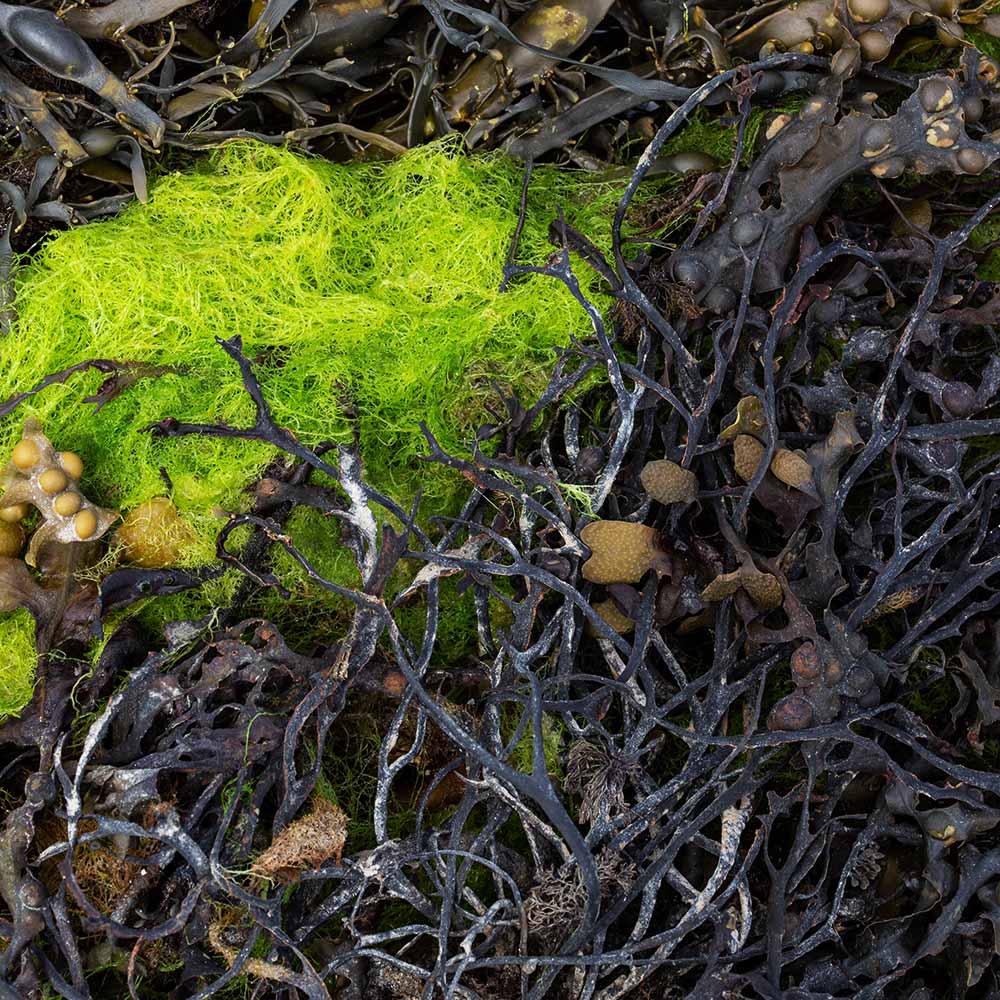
left=117, top=497, right=196, bottom=568
left=0, top=521, right=24, bottom=558
left=580, top=521, right=661, bottom=584
left=733, top=434, right=766, bottom=482
left=11, top=439, right=40, bottom=471
left=591, top=599, right=634, bottom=635
left=74, top=509, right=97, bottom=540
left=53, top=492, right=82, bottom=517
left=38, top=468, right=68, bottom=495
left=0, top=503, right=29, bottom=523
left=58, top=451, right=84, bottom=479
left=770, top=449, right=814, bottom=491
left=639, top=460, right=698, bottom=505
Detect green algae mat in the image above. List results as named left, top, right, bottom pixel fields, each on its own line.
left=0, top=140, right=630, bottom=718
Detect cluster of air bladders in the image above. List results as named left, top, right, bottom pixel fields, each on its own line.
left=5, top=7, right=1000, bottom=1000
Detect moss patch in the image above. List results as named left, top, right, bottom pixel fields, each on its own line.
left=0, top=139, right=631, bottom=716
left=967, top=211, right=1000, bottom=281
left=658, top=101, right=804, bottom=168
left=0, top=609, right=38, bottom=720
left=968, top=27, right=1000, bottom=65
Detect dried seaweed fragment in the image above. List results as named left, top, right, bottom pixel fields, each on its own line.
left=720, top=396, right=766, bottom=442
left=733, top=434, right=766, bottom=482
left=2, top=426, right=110, bottom=554
left=701, top=556, right=783, bottom=611
left=524, top=851, right=636, bottom=942
left=590, top=598, right=634, bottom=634
left=770, top=448, right=816, bottom=494
left=280, top=0, right=398, bottom=60
left=580, top=520, right=663, bottom=583
left=63, top=0, right=204, bottom=40
left=639, top=459, right=698, bottom=504
left=768, top=623, right=884, bottom=730
left=250, top=798, right=348, bottom=882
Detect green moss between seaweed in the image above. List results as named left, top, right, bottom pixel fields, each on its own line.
left=967, top=212, right=1000, bottom=280
left=657, top=103, right=797, bottom=167
left=0, top=609, right=38, bottom=719
left=0, top=138, right=636, bottom=718
left=501, top=705, right=565, bottom=778
left=968, top=27, right=1000, bottom=65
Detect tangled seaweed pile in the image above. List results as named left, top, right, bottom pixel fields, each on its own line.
left=4, top=1, right=1000, bottom=1000
left=0, top=139, right=635, bottom=717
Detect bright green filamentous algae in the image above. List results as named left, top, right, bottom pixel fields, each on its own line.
left=0, top=138, right=639, bottom=718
